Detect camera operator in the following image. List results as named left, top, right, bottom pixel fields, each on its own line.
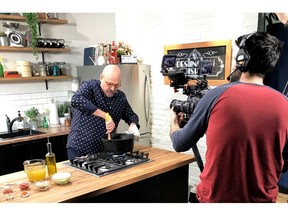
left=170, top=31, right=288, bottom=202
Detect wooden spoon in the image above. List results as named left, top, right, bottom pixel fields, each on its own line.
left=105, top=113, right=111, bottom=141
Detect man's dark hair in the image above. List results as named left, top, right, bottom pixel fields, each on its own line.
left=235, top=31, right=283, bottom=77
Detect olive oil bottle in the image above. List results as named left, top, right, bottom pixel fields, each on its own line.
left=46, top=138, right=57, bottom=177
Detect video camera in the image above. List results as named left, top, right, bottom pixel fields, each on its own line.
left=161, top=54, right=211, bottom=125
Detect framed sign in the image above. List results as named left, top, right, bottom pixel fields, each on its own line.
left=164, top=40, right=232, bottom=86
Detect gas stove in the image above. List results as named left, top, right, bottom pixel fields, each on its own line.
left=63, top=151, right=150, bottom=177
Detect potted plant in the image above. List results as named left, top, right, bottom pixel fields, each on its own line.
left=58, top=103, right=68, bottom=125
left=24, top=106, right=40, bottom=129
left=23, top=13, right=39, bottom=59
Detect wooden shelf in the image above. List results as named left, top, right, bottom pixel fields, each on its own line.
left=0, top=14, right=68, bottom=24
left=0, top=46, right=70, bottom=53
left=0, top=75, right=73, bottom=82
left=0, top=14, right=71, bottom=90
left=0, top=75, right=73, bottom=90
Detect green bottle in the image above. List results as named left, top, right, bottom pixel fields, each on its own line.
left=0, top=59, right=4, bottom=77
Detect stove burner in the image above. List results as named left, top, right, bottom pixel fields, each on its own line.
left=125, top=159, right=135, bottom=165
left=98, top=165, right=111, bottom=172
left=66, top=151, right=150, bottom=177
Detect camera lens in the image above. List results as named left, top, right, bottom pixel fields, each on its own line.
left=170, top=99, right=196, bottom=114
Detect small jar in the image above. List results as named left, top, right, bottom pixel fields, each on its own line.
left=64, top=113, right=71, bottom=127
left=32, top=65, right=40, bottom=76
left=45, top=62, right=52, bottom=76
left=38, top=62, right=46, bottom=76
left=52, top=62, right=60, bottom=76
left=59, top=62, right=66, bottom=75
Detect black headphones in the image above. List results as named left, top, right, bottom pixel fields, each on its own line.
left=235, top=33, right=253, bottom=72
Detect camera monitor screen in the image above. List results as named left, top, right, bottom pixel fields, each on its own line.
left=199, top=59, right=212, bottom=75
left=162, top=55, right=176, bottom=68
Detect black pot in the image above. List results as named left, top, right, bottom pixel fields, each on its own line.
left=102, top=133, right=134, bottom=154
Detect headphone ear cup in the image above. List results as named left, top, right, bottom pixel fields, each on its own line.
left=235, top=47, right=250, bottom=72
left=235, top=33, right=252, bottom=72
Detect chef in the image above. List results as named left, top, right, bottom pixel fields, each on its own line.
left=66, top=65, right=140, bottom=160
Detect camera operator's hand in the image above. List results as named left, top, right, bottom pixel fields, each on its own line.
left=170, top=107, right=181, bottom=135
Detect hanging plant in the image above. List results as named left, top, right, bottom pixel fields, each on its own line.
left=23, top=13, right=39, bottom=59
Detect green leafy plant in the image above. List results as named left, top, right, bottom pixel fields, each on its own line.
left=24, top=107, right=40, bottom=120
left=58, top=103, right=68, bottom=117
left=23, top=13, right=39, bottom=59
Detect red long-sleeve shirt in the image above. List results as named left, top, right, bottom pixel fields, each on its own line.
left=171, top=82, right=288, bottom=202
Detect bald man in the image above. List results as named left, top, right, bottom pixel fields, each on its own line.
left=66, top=65, right=140, bottom=159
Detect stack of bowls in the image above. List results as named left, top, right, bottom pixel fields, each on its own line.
left=16, top=60, right=32, bottom=77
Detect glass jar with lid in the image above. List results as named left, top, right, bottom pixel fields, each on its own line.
left=59, top=62, right=66, bottom=75
left=38, top=62, right=46, bottom=76
left=45, top=62, right=53, bottom=76
left=52, top=62, right=60, bottom=76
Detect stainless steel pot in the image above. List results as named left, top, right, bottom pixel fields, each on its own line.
left=102, top=133, right=134, bottom=154
left=0, top=36, right=9, bottom=46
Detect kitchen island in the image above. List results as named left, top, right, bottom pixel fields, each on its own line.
left=0, top=144, right=195, bottom=203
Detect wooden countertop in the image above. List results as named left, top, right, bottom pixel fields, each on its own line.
left=0, top=126, right=70, bottom=146
left=0, top=144, right=195, bottom=203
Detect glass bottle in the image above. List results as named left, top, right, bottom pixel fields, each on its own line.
left=59, top=62, right=66, bottom=75
left=0, top=60, right=4, bottom=77
left=42, top=115, right=49, bottom=128
left=45, top=138, right=57, bottom=177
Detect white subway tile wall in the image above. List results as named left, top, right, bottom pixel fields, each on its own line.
left=0, top=91, right=70, bottom=132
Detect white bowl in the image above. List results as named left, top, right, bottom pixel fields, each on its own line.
left=35, top=180, right=49, bottom=191
left=51, top=172, right=71, bottom=185
left=16, top=60, right=31, bottom=66
left=17, top=65, right=32, bottom=77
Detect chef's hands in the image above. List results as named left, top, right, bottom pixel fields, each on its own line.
left=128, top=123, right=140, bottom=141
left=105, top=113, right=115, bottom=134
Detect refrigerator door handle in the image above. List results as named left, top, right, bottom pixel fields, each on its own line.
left=144, top=69, right=150, bottom=127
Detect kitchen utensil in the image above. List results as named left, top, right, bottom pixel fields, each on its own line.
left=102, top=133, right=134, bottom=154
left=97, top=43, right=107, bottom=65
left=105, top=113, right=111, bottom=141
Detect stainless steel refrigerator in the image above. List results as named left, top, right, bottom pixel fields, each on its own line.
left=76, top=64, right=151, bottom=146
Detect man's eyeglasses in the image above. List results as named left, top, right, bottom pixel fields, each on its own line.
left=102, top=76, right=121, bottom=89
